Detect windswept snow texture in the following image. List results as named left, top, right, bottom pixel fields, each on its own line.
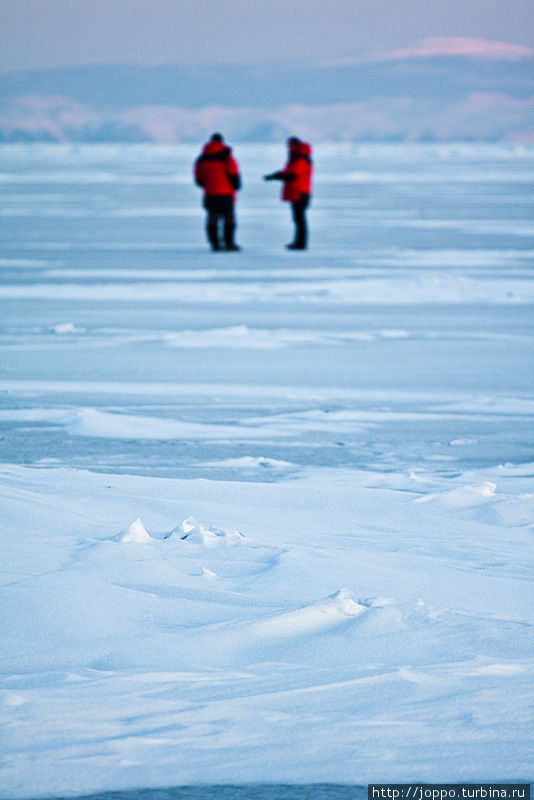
left=0, top=143, right=533, bottom=798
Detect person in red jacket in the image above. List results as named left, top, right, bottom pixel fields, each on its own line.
left=194, top=133, right=241, bottom=251
left=264, top=137, right=313, bottom=250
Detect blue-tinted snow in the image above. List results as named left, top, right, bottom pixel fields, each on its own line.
left=0, top=143, right=532, bottom=798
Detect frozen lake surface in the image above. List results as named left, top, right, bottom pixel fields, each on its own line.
left=0, top=143, right=533, bottom=798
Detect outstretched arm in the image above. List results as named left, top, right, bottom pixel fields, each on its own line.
left=264, top=170, right=296, bottom=182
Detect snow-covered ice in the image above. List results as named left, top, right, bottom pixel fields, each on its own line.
left=0, top=143, right=533, bottom=797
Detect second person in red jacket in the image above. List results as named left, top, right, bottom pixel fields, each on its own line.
left=264, top=137, right=313, bottom=250
left=194, top=133, right=241, bottom=251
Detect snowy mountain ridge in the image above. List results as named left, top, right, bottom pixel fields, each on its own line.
left=1, top=48, right=533, bottom=142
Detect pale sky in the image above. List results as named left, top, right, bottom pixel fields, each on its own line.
left=1, top=0, right=533, bottom=72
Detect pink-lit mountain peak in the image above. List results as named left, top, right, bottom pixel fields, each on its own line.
left=389, top=37, right=534, bottom=61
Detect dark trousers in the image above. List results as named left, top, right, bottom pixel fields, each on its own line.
left=290, top=195, right=310, bottom=248
left=203, top=195, right=237, bottom=250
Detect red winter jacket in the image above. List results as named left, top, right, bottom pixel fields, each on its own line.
left=194, top=141, right=241, bottom=199
left=270, top=141, right=313, bottom=202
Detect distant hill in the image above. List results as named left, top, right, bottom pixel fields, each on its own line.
left=1, top=54, right=533, bottom=142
